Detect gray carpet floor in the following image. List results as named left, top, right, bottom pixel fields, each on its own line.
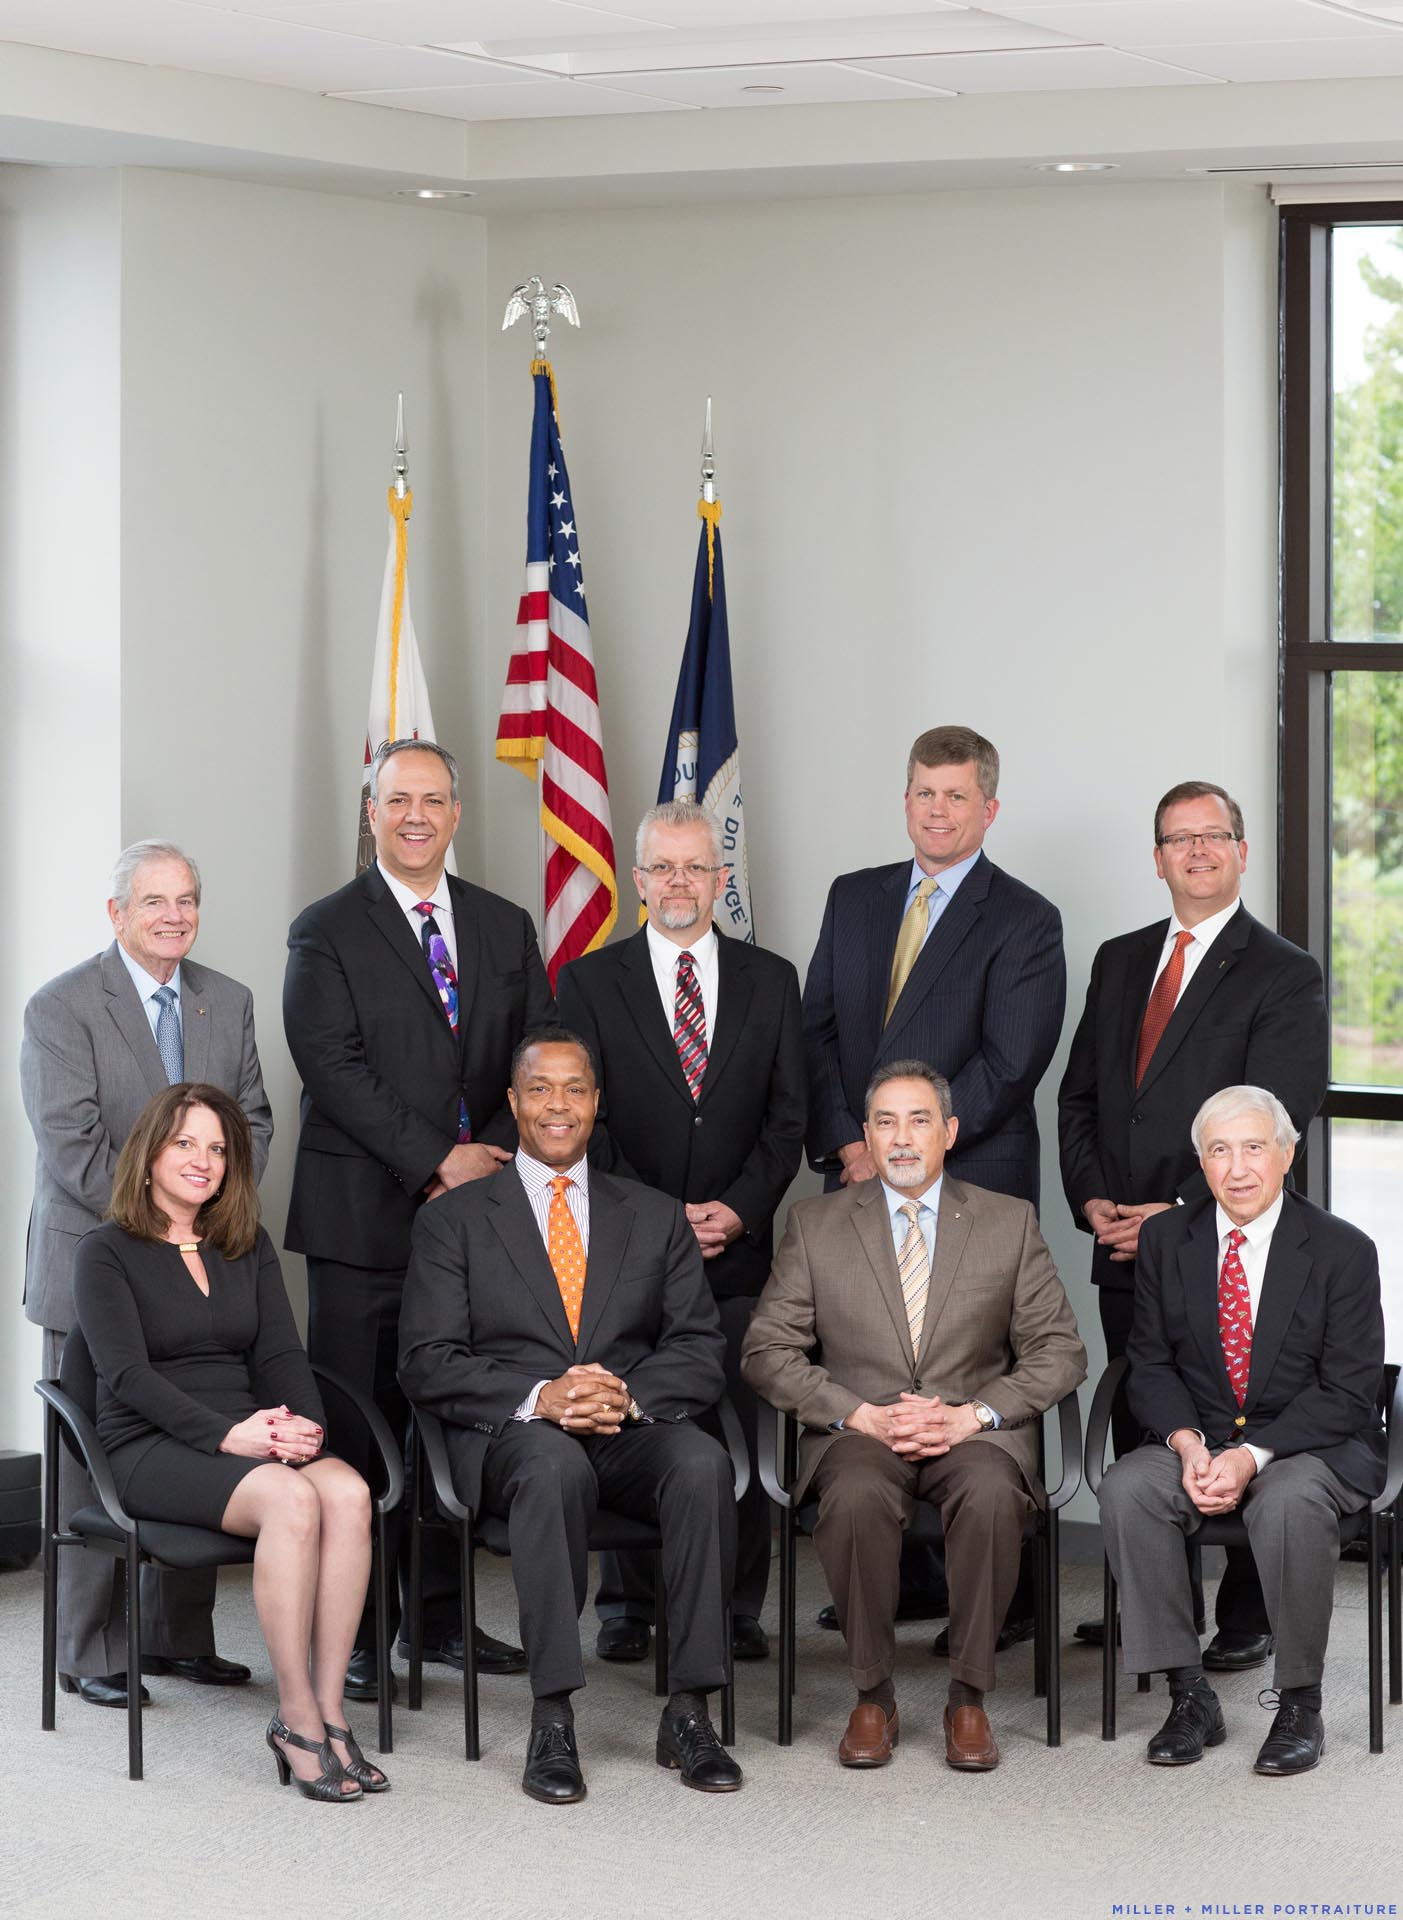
left=1, top=1550, right=1399, bottom=1920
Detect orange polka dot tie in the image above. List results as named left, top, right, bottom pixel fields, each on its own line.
left=548, top=1174, right=586, bottom=1343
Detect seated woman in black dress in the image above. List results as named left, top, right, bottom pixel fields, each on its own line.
left=73, top=1081, right=389, bottom=1802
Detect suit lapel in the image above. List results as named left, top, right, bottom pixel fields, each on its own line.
left=884, top=856, right=990, bottom=1045
left=1243, top=1200, right=1312, bottom=1414
left=867, top=867, right=911, bottom=1031
left=614, top=931, right=695, bottom=1106
left=851, top=1183, right=915, bottom=1359
left=915, top=1178, right=973, bottom=1369
left=1181, top=1206, right=1232, bottom=1395
left=574, top=1178, right=633, bottom=1357
left=701, top=934, right=752, bottom=1099
left=363, top=867, right=457, bottom=1033
left=179, top=962, right=211, bottom=1082
left=100, top=944, right=169, bottom=1100
left=1135, top=909, right=1249, bottom=1099
left=447, top=875, right=482, bottom=1048
left=487, top=1171, right=578, bottom=1352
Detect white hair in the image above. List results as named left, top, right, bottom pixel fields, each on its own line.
left=109, top=841, right=202, bottom=909
left=1191, top=1085, right=1298, bottom=1157
left=634, top=801, right=724, bottom=868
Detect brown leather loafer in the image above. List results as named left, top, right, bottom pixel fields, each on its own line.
left=943, top=1704, right=999, bottom=1772
left=838, top=1702, right=899, bottom=1767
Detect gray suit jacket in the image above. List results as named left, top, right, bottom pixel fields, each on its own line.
left=20, top=941, right=273, bottom=1333
left=742, top=1174, right=1086, bottom=1505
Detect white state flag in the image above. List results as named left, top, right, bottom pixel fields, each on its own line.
left=356, top=488, right=454, bottom=872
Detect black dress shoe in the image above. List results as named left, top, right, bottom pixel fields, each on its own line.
left=1146, top=1684, right=1226, bottom=1766
left=344, top=1649, right=398, bottom=1702
left=141, top=1653, right=251, bottom=1686
left=931, top=1617, right=1035, bottom=1658
left=59, top=1672, right=151, bottom=1709
left=731, top=1616, right=769, bottom=1661
left=595, top=1618, right=651, bottom=1662
left=1203, top=1630, right=1274, bottom=1673
left=1253, top=1699, right=1324, bottom=1776
left=396, top=1630, right=528, bottom=1676
left=1073, top=1618, right=1118, bottom=1648
left=656, top=1702, right=743, bottom=1792
left=522, top=1719, right=586, bottom=1804
left=817, top=1604, right=840, bottom=1631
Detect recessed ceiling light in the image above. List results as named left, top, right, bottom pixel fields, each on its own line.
left=741, top=83, right=785, bottom=94
left=395, top=187, right=477, bottom=200
left=1032, top=161, right=1119, bottom=174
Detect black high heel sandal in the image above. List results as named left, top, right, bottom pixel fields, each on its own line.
left=265, top=1714, right=362, bottom=1801
left=323, top=1722, right=391, bottom=1793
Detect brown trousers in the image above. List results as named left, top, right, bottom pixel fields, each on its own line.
left=810, top=1434, right=1033, bottom=1692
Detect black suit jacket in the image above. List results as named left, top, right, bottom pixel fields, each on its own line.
left=556, top=929, right=806, bottom=1299
left=397, top=1164, right=726, bottom=1515
left=802, top=852, right=1065, bottom=1206
left=1127, top=1192, right=1386, bottom=1499
left=1057, top=906, right=1327, bottom=1293
left=283, top=864, right=553, bottom=1270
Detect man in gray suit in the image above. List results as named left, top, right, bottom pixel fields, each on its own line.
left=21, top=839, right=273, bottom=1708
left=743, top=1060, right=1085, bottom=1773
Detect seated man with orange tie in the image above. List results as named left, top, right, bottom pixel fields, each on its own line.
left=398, top=1028, right=742, bottom=1805
left=1097, top=1085, right=1385, bottom=1775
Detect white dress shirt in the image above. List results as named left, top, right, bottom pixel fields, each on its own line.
left=115, top=944, right=184, bottom=1047
left=900, top=850, right=982, bottom=959
left=377, top=857, right=458, bottom=970
left=646, top=921, right=719, bottom=1040
left=1148, top=897, right=1241, bottom=1006
left=512, top=1151, right=591, bottom=1422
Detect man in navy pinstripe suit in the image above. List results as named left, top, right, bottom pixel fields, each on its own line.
left=802, top=725, right=1066, bottom=1634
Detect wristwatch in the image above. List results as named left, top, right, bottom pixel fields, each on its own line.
left=971, top=1401, right=997, bottom=1432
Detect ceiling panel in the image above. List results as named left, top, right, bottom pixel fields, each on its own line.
left=583, top=57, right=952, bottom=101
left=198, top=1, right=674, bottom=42
left=849, top=42, right=1220, bottom=85
left=988, top=0, right=1399, bottom=43
left=1156, top=30, right=1403, bottom=76
left=333, top=75, right=696, bottom=114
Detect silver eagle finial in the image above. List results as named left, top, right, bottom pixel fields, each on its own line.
left=502, top=276, right=580, bottom=357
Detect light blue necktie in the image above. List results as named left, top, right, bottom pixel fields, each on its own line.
left=153, top=984, right=184, bottom=1085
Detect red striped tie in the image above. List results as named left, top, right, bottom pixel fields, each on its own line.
left=673, top=949, right=709, bottom=1101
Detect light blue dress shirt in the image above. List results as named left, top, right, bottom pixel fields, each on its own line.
left=115, top=944, right=183, bottom=1048
left=901, top=849, right=982, bottom=957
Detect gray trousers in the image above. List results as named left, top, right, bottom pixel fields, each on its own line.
left=44, top=1328, right=218, bottom=1677
left=1099, top=1442, right=1367, bottom=1691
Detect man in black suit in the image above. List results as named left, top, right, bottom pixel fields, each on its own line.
left=1097, top=1086, right=1384, bottom=1776
left=398, top=1030, right=742, bottom=1804
left=557, top=799, right=805, bottom=1665
left=803, top=724, right=1065, bottom=1638
left=1058, top=779, right=1328, bottom=1665
left=284, top=736, right=551, bottom=1695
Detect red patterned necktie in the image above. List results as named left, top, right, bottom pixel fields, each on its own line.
left=1217, top=1227, right=1253, bottom=1406
left=1135, top=929, right=1194, bottom=1087
left=673, top=949, right=709, bottom=1101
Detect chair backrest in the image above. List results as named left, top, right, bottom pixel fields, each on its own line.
left=58, top=1324, right=100, bottom=1424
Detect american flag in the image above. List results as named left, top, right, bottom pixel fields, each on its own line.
left=495, top=362, right=618, bottom=985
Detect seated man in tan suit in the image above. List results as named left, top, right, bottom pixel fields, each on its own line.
left=742, top=1059, right=1085, bottom=1771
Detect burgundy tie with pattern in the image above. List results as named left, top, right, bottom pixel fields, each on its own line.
left=1217, top=1227, right=1253, bottom=1406
left=414, top=900, right=471, bottom=1143
left=673, top=949, right=709, bottom=1101
left=1135, top=929, right=1194, bottom=1087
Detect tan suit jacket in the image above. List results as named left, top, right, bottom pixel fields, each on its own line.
left=742, top=1174, right=1086, bottom=1505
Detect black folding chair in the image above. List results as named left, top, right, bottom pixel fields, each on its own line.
left=405, top=1395, right=750, bottom=1761
left=36, top=1333, right=402, bottom=1779
left=758, top=1389, right=1083, bottom=1748
left=1085, top=1356, right=1403, bottom=1752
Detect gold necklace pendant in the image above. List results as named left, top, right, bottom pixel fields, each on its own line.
left=178, top=1241, right=202, bottom=1253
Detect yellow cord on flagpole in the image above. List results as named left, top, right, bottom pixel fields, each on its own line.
left=387, top=486, right=413, bottom=739
left=698, top=496, right=722, bottom=600
left=531, top=357, right=561, bottom=426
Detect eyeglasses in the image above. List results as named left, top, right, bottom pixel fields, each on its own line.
left=638, top=862, right=722, bottom=880
left=1156, top=831, right=1239, bottom=851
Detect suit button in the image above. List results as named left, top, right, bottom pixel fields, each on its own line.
left=693, top=1114, right=703, bottom=1127
left=914, top=1379, right=922, bottom=1391
left=1130, top=1114, right=1141, bottom=1126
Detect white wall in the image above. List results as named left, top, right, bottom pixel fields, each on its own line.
left=481, top=181, right=1279, bottom=1510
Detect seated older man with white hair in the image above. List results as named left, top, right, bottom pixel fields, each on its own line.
left=1097, top=1084, right=1386, bottom=1777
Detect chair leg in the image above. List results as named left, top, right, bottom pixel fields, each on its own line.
left=778, top=1512, right=795, bottom=1748
left=1389, top=1506, right=1401, bottom=1707
left=373, top=1512, right=393, bottom=1754
left=462, top=1529, right=480, bottom=1763
left=40, top=1406, right=58, bottom=1735
left=653, top=1558, right=668, bottom=1699
left=126, top=1536, right=144, bottom=1782
left=1369, top=1515, right=1384, bottom=1754
left=1031, top=1531, right=1048, bottom=1700
left=720, top=1606, right=735, bottom=1747
left=407, top=1428, right=424, bottom=1713
left=1101, top=1559, right=1117, bottom=1743
left=1045, top=1516, right=1061, bottom=1749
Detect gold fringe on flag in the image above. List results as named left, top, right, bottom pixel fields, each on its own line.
left=386, top=486, right=413, bottom=739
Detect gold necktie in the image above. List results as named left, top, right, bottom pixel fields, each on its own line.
left=885, top=876, right=939, bottom=1024
left=896, top=1200, right=930, bottom=1359
left=547, top=1175, right=586, bottom=1343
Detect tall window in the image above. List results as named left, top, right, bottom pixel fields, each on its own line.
left=1281, top=204, right=1403, bottom=1333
